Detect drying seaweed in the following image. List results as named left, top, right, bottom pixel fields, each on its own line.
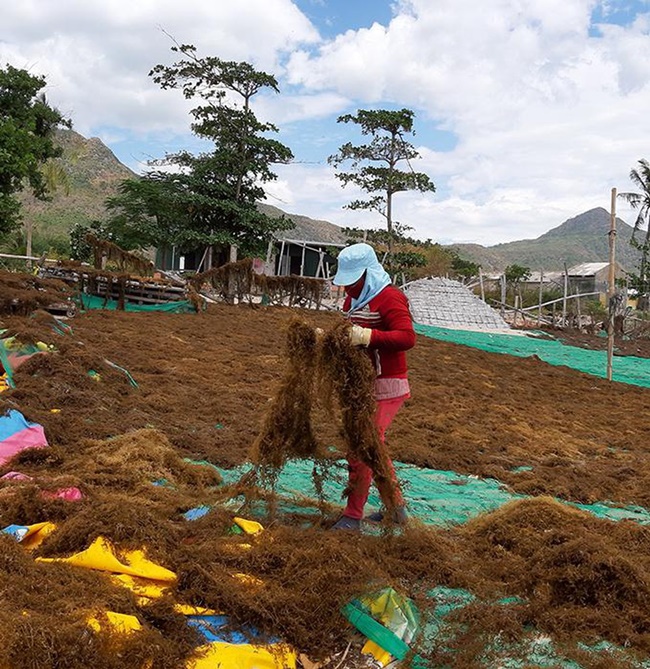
left=0, top=273, right=72, bottom=316
left=85, top=233, right=154, bottom=276
left=189, top=258, right=254, bottom=302
left=3, top=275, right=650, bottom=666
left=254, top=274, right=324, bottom=309
left=319, top=321, right=399, bottom=513
left=0, top=535, right=198, bottom=669
left=189, top=259, right=325, bottom=308
left=447, top=497, right=650, bottom=659
left=251, top=318, right=320, bottom=468
left=250, top=317, right=399, bottom=516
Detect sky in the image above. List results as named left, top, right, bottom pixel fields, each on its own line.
left=2, top=0, right=650, bottom=246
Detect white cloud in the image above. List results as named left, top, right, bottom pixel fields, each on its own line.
left=278, top=0, right=650, bottom=243
left=2, top=0, right=650, bottom=246
left=1, top=0, right=319, bottom=136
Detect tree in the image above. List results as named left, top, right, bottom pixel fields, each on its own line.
left=619, top=159, right=650, bottom=310
left=0, top=66, right=70, bottom=237
left=450, top=253, right=481, bottom=283
left=108, top=45, right=293, bottom=262
left=504, top=264, right=531, bottom=303
left=328, top=108, right=435, bottom=251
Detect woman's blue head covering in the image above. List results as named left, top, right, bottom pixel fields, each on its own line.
left=332, top=243, right=392, bottom=312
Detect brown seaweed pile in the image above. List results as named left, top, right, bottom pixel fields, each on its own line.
left=0, top=274, right=650, bottom=667
left=252, top=318, right=398, bottom=514
left=85, top=233, right=154, bottom=276
left=251, top=318, right=320, bottom=468
left=190, top=259, right=325, bottom=308
left=319, top=322, right=398, bottom=513
left=0, top=273, right=71, bottom=316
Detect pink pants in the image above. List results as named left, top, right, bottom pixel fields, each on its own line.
left=343, top=395, right=406, bottom=519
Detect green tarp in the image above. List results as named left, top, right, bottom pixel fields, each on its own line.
left=76, top=294, right=195, bottom=313
left=415, top=324, right=650, bottom=388
left=215, top=459, right=650, bottom=527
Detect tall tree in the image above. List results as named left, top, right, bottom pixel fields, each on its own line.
left=108, top=45, right=293, bottom=263
left=328, top=108, right=435, bottom=251
left=0, top=67, right=70, bottom=237
left=619, top=159, right=650, bottom=310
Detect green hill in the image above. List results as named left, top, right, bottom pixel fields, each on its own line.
left=448, top=208, right=641, bottom=273
left=14, top=128, right=137, bottom=255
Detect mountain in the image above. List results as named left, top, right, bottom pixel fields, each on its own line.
left=17, top=129, right=347, bottom=254
left=14, top=131, right=644, bottom=273
left=257, top=203, right=347, bottom=245
left=18, top=128, right=137, bottom=250
left=448, top=208, right=642, bottom=273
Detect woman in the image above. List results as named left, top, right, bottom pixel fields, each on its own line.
left=331, top=243, right=416, bottom=531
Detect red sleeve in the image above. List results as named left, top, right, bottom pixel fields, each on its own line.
left=368, top=288, right=416, bottom=351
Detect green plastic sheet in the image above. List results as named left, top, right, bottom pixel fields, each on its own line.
left=415, top=324, right=650, bottom=388
left=76, top=293, right=195, bottom=313
left=215, top=459, right=650, bottom=527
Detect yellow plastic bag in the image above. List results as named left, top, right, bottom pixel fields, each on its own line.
left=111, top=574, right=172, bottom=601
left=37, top=536, right=177, bottom=582
left=233, top=517, right=264, bottom=535
left=18, top=522, right=57, bottom=550
left=187, top=642, right=296, bottom=669
left=88, top=611, right=142, bottom=635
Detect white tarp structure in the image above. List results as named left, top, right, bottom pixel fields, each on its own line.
left=403, top=277, right=509, bottom=331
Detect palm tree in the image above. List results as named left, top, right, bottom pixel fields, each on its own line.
left=23, top=158, right=70, bottom=266
left=619, top=159, right=650, bottom=310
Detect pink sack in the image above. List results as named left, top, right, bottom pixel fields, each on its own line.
left=41, top=487, right=83, bottom=502
left=1, top=471, right=33, bottom=481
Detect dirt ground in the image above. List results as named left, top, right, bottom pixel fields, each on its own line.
left=2, top=291, right=650, bottom=668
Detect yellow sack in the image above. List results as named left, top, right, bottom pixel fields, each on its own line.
left=111, top=574, right=172, bottom=601
left=37, top=536, right=177, bottom=582
left=19, top=522, right=57, bottom=550
left=188, top=642, right=296, bottom=669
left=88, top=611, right=142, bottom=635
left=233, top=517, right=264, bottom=535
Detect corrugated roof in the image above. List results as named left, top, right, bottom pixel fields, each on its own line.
left=258, top=203, right=348, bottom=245
left=567, top=262, right=610, bottom=276
left=525, top=271, right=563, bottom=283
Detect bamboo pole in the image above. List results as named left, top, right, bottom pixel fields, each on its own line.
left=538, top=269, right=544, bottom=326
left=607, top=188, right=617, bottom=381
left=299, top=243, right=306, bottom=277
left=562, top=263, right=568, bottom=326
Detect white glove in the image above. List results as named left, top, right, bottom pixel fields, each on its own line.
left=349, top=325, right=372, bottom=347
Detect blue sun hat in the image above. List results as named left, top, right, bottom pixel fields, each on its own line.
left=333, top=243, right=391, bottom=311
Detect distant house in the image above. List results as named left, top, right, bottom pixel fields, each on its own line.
left=261, top=204, right=347, bottom=279
left=484, top=262, right=626, bottom=301
left=565, top=262, right=625, bottom=298
left=155, top=203, right=348, bottom=279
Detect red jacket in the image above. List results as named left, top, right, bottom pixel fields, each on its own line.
left=343, top=285, right=416, bottom=388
